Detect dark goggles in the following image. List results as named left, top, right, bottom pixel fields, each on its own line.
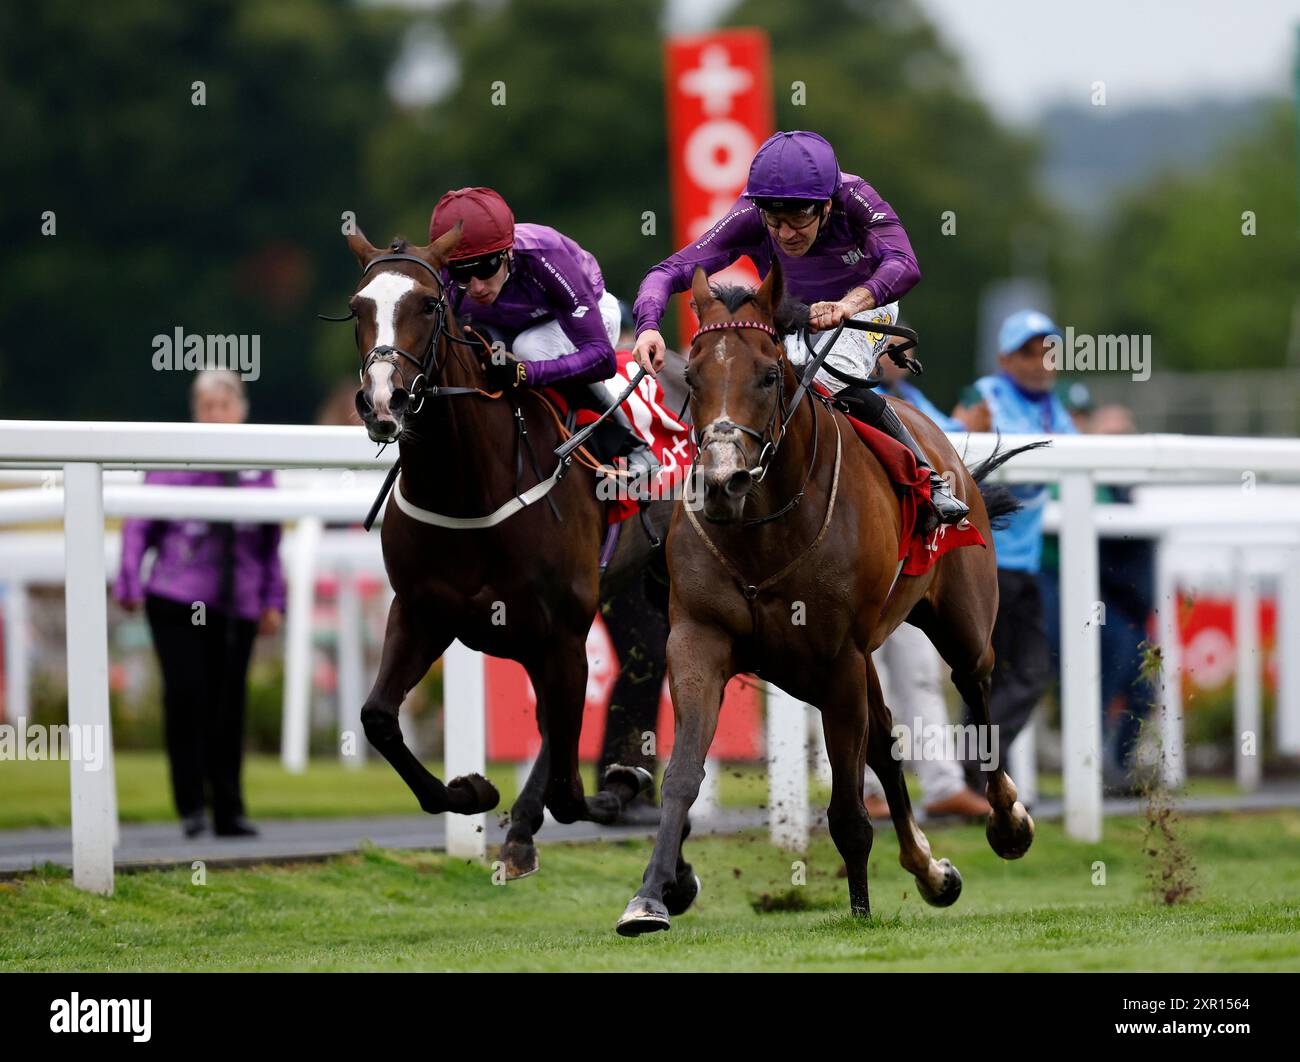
left=447, top=251, right=507, bottom=284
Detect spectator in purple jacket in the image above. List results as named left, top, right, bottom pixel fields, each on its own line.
left=114, top=370, right=285, bottom=838
left=632, top=130, right=965, bottom=523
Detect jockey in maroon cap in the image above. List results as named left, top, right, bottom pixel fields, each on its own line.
left=431, top=188, right=658, bottom=483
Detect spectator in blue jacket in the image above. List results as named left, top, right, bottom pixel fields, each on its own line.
left=953, top=310, right=1076, bottom=793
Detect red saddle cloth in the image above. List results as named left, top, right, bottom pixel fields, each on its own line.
left=833, top=398, right=986, bottom=577
left=542, top=351, right=691, bottom=527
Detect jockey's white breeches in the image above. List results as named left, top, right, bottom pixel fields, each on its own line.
left=783, top=301, right=900, bottom=396
left=510, top=290, right=622, bottom=363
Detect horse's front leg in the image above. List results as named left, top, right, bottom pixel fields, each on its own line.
left=616, top=620, right=730, bottom=936
left=361, top=597, right=499, bottom=816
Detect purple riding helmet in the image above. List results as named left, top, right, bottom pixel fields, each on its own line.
left=743, top=130, right=842, bottom=209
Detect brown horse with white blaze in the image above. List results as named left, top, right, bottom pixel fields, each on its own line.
left=617, top=261, right=1040, bottom=935
left=341, top=222, right=672, bottom=880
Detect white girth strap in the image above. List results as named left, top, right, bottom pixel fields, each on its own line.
left=390, top=464, right=567, bottom=530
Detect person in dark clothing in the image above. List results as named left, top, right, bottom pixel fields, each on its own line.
left=114, top=371, right=285, bottom=838
left=595, top=573, right=667, bottom=824
left=953, top=310, right=1076, bottom=793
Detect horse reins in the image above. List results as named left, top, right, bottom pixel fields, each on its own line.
left=683, top=317, right=847, bottom=631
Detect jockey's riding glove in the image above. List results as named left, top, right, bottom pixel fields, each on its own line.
left=484, top=351, right=528, bottom=390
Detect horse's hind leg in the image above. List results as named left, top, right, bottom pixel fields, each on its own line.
left=912, top=594, right=1034, bottom=861
left=820, top=655, right=875, bottom=917
left=951, top=664, right=1034, bottom=859
left=864, top=658, right=963, bottom=907
left=362, top=598, right=499, bottom=816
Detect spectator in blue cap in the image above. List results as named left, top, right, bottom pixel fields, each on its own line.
left=952, top=309, right=1077, bottom=794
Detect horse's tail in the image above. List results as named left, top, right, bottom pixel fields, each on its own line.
left=966, top=436, right=1051, bottom=530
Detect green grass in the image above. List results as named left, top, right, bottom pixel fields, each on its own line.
left=3, top=811, right=1298, bottom=971
left=0, top=751, right=1253, bottom=830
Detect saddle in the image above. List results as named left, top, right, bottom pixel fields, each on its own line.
left=823, top=389, right=986, bottom=577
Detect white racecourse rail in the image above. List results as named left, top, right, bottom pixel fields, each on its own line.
left=2, top=419, right=1300, bottom=894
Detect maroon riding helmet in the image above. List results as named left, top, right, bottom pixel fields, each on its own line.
left=429, top=187, right=515, bottom=261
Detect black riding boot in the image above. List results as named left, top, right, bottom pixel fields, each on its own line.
left=835, top=385, right=970, bottom=524
left=579, top=383, right=660, bottom=484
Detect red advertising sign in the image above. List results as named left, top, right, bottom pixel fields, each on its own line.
left=665, top=29, right=774, bottom=349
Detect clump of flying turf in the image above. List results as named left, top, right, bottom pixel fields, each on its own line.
left=751, top=888, right=817, bottom=913
left=1134, top=641, right=1199, bottom=906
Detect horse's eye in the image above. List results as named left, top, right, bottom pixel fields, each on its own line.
left=423, top=297, right=438, bottom=315
left=762, top=367, right=780, bottom=387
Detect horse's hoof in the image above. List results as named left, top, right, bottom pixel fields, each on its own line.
left=917, top=857, right=963, bottom=908
left=663, top=872, right=701, bottom=917
left=616, top=895, right=671, bottom=937
left=446, top=773, right=500, bottom=814
left=586, top=789, right=622, bottom=826
left=499, top=841, right=539, bottom=880
left=987, top=802, right=1035, bottom=860
left=603, top=763, right=654, bottom=799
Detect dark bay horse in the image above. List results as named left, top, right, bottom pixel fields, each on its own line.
left=617, top=262, right=1038, bottom=934
left=341, top=224, right=671, bottom=878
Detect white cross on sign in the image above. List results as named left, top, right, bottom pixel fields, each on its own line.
left=679, top=44, right=753, bottom=116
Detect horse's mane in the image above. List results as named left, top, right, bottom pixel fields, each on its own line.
left=388, top=237, right=410, bottom=253
left=710, top=283, right=808, bottom=335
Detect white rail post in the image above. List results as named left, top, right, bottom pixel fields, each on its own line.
left=1008, top=718, right=1038, bottom=809
left=3, top=581, right=30, bottom=723
left=1233, top=550, right=1261, bottom=791
left=809, top=705, right=833, bottom=787
left=62, top=462, right=116, bottom=895
left=766, top=684, right=809, bottom=852
left=1277, top=549, right=1300, bottom=755
left=336, top=565, right=366, bottom=767
left=1155, top=538, right=1186, bottom=788
left=694, top=757, right=721, bottom=822
left=1058, top=472, right=1102, bottom=842
left=281, top=517, right=322, bottom=772
left=443, top=640, right=487, bottom=860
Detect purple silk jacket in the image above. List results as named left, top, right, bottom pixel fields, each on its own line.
left=633, top=173, right=921, bottom=336
left=113, top=470, right=286, bottom=621
left=446, top=222, right=615, bottom=387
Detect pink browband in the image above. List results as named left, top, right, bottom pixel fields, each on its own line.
left=691, top=320, right=781, bottom=344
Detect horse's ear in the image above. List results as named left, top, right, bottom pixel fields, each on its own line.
left=346, top=227, right=380, bottom=268
left=755, top=255, right=783, bottom=319
left=423, top=221, right=463, bottom=266
left=690, top=266, right=715, bottom=317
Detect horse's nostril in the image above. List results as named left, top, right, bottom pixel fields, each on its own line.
left=390, top=389, right=409, bottom=414
left=355, top=390, right=372, bottom=418
left=724, top=470, right=753, bottom=498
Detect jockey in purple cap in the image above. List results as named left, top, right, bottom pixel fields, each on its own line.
left=632, top=129, right=967, bottom=523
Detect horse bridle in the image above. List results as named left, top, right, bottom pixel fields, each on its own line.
left=689, top=318, right=843, bottom=525
left=320, top=252, right=486, bottom=416
left=690, top=319, right=795, bottom=486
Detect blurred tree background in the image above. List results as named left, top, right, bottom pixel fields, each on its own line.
left=1054, top=105, right=1299, bottom=374
left=0, top=0, right=1295, bottom=424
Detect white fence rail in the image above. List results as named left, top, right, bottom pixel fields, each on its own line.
left=4, top=420, right=1300, bottom=892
